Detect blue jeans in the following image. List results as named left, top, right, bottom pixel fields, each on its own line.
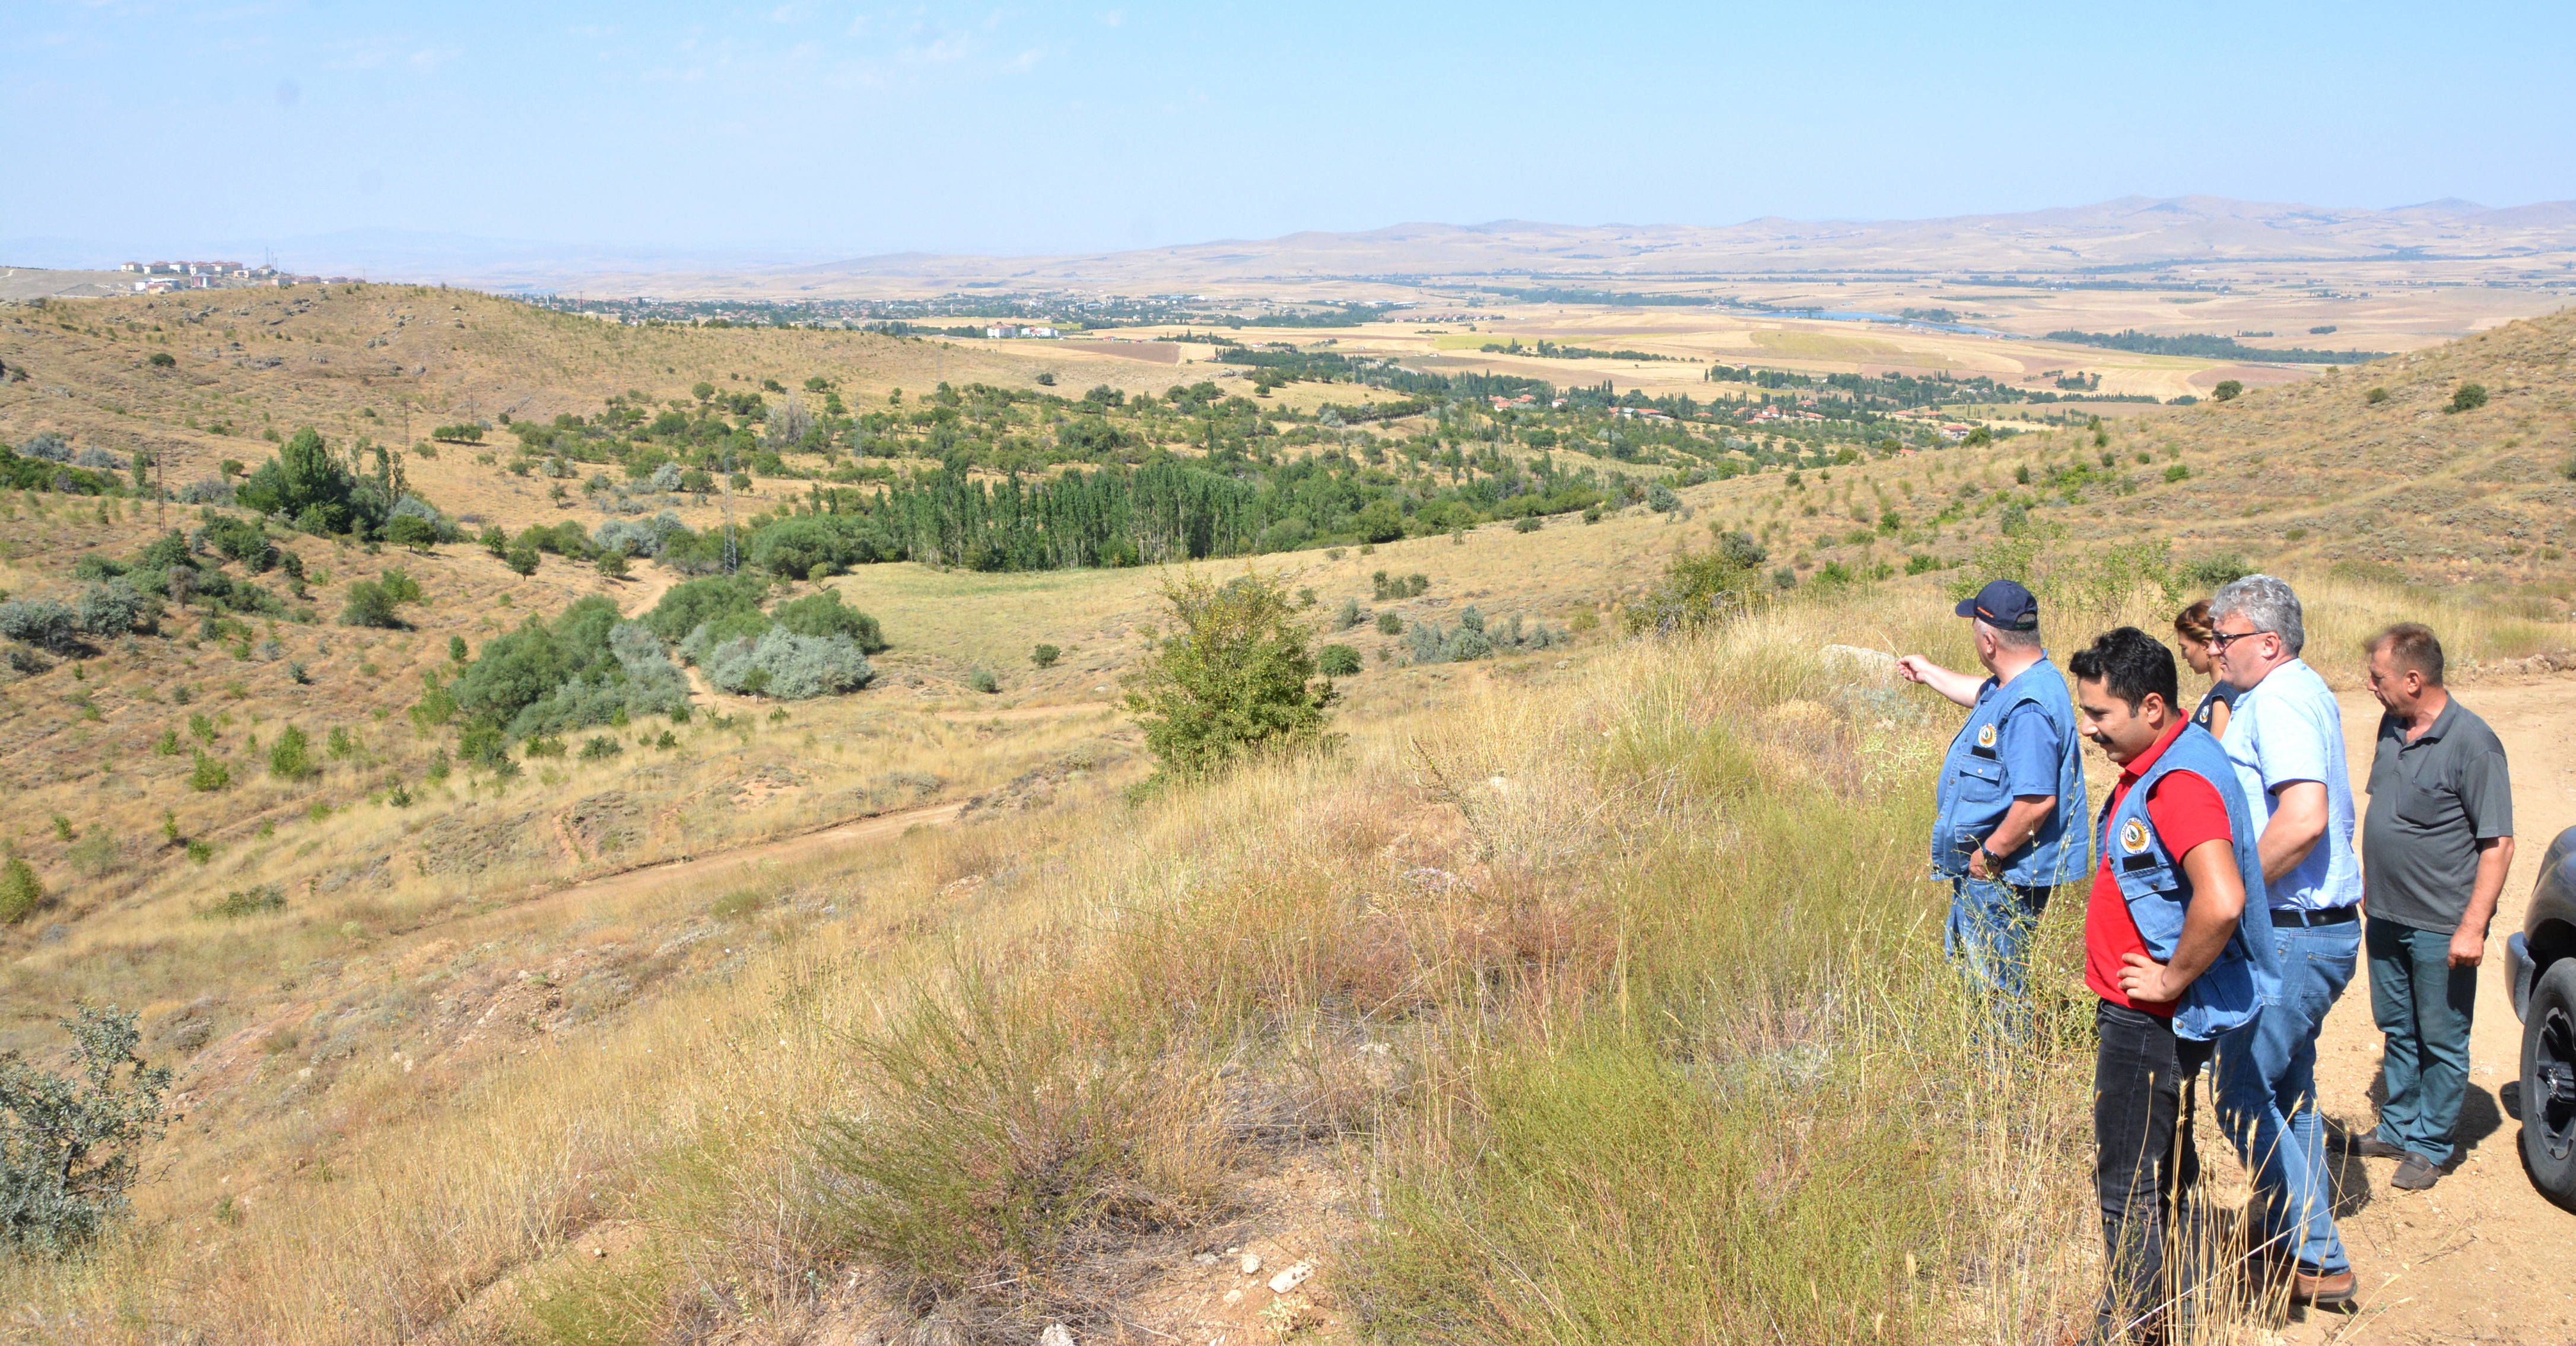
left=2366, top=917, right=2477, bottom=1167
left=2215, top=919, right=2358, bottom=1275
left=1948, top=876, right=2049, bottom=1024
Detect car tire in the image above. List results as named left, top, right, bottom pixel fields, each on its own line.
left=2523, top=957, right=2576, bottom=1208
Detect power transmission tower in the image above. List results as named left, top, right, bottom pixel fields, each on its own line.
left=722, top=447, right=736, bottom=576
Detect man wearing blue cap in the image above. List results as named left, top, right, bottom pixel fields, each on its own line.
left=1899, top=579, right=2091, bottom=1023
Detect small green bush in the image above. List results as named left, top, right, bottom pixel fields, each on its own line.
left=1375, top=611, right=1403, bottom=636
left=579, top=735, right=622, bottom=761
left=2364, top=386, right=2390, bottom=404
left=188, top=751, right=230, bottom=792
left=1513, top=516, right=1542, bottom=533
left=268, top=725, right=312, bottom=780
left=2447, top=382, right=2487, bottom=413
left=524, top=735, right=567, bottom=758
left=1030, top=643, right=1061, bottom=669
left=2212, top=380, right=2243, bottom=402
left=0, top=858, right=45, bottom=925
left=1317, top=643, right=1362, bottom=677
left=968, top=668, right=999, bottom=694
left=198, top=885, right=286, bottom=920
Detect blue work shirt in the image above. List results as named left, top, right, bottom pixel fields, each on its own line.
left=2218, top=658, right=2362, bottom=912
left=1931, top=655, right=2090, bottom=887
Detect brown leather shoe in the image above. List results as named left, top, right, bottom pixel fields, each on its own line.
left=2391, top=1152, right=2443, bottom=1190
left=2336, top=1130, right=2408, bottom=1160
left=2291, top=1266, right=2358, bottom=1308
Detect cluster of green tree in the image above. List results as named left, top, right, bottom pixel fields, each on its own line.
left=1701, top=365, right=2163, bottom=411
left=2043, top=329, right=2388, bottom=364
left=232, top=428, right=455, bottom=542
left=1244, top=304, right=1389, bottom=328
left=1478, top=340, right=1678, bottom=361
left=0, top=440, right=128, bottom=496
left=862, top=322, right=992, bottom=339
left=730, top=442, right=1618, bottom=576
left=420, top=578, right=887, bottom=763
left=1477, top=288, right=1713, bottom=307
left=1899, top=307, right=1959, bottom=323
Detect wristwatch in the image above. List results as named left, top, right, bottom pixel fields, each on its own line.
left=1980, top=842, right=2008, bottom=871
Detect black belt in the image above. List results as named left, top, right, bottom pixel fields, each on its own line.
left=2272, top=904, right=2359, bottom=928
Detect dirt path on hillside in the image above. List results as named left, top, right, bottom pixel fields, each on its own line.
left=539, top=799, right=966, bottom=910
left=935, top=699, right=1114, bottom=723
left=2275, top=677, right=2576, bottom=1344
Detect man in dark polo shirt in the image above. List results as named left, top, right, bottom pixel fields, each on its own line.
left=2069, top=627, right=2275, bottom=1342
left=2348, top=623, right=2515, bottom=1191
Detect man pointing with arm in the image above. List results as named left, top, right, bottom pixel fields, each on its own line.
left=1899, top=579, right=2090, bottom=1031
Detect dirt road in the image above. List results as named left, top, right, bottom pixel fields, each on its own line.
left=2280, top=676, right=2576, bottom=1343
left=538, top=799, right=965, bottom=910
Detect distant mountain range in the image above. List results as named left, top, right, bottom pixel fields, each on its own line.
left=11, top=196, right=2575, bottom=296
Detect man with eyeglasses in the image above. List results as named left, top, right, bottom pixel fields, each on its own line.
left=2203, top=574, right=2364, bottom=1308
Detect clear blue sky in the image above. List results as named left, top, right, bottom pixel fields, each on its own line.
left=6, top=1, right=2569, bottom=264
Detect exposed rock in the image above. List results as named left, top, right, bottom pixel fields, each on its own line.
left=1267, top=1261, right=1314, bottom=1294
left=1038, top=1325, right=1075, bottom=1346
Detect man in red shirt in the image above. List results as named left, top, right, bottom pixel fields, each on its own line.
left=2069, top=627, right=2272, bottom=1342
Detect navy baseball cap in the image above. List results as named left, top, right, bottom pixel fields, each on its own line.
left=1955, top=579, right=2040, bottom=631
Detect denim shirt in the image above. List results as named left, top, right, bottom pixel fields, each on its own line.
left=2102, top=721, right=2282, bottom=1040
left=1931, top=655, right=2090, bottom=886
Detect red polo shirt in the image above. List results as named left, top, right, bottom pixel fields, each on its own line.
left=2085, top=718, right=2234, bottom=1015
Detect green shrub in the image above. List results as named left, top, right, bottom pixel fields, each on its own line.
left=385, top=515, right=437, bottom=551
left=185, top=840, right=212, bottom=865
left=198, top=885, right=285, bottom=920
left=2163, top=464, right=2191, bottom=482
left=1123, top=571, right=1336, bottom=783
left=2447, top=382, right=2488, bottom=413
left=1375, top=611, right=1403, bottom=636
left=1513, top=516, right=1542, bottom=533
left=0, top=1007, right=171, bottom=1254
left=579, top=735, right=622, bottom=761
left=0, top=858, right=45, bottom=925
left=188, top=751, right=231, bottom=792
left=2212, top=380, right=2243, bottom=402
left=268, top=725, right=312, bottom=780
left=2364, top=386, right=2390, bottom=404
left=770, top=589, right=887, bottom=652
left=326, top=726, right=358, bottom=759
left=1030, top=643, right=1061, bottom=669
left=524, top=735, right=567, bottom=758
left=968, top=668, right=999, bottom=694
left=339, top=581, right=404, bottom=629
left=1318, top=643, right=1362, bottom=677
left=1627, top=544, right=1768, bottom=636
left=67, top=831, right=122, bottom=879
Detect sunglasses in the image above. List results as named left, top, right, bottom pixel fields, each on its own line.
left=2206, top=628, right=2269, bottom=652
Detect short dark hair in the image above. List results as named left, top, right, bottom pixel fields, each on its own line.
left=2367, top=622, right=2445, bottom=686
left=2069, top=626, right=2179, bottom=713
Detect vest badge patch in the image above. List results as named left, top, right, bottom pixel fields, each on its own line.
left=2120, top=818, right=2151, bottom=855
left=1975, top=723, right=1998, bottom=749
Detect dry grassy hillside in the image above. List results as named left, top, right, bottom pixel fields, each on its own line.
left=1, top=289, right=2574, bottom=1344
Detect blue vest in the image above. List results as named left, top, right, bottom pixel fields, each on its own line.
left=2099, top=723, right=2282, bottom=1041
left=1931, top=656, right=2089, bottom=886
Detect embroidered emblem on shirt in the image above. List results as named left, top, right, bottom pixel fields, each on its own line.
left=1975, top=723, right=1998, bottom=748
left=2120, top=818, right=2151, bottom=855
